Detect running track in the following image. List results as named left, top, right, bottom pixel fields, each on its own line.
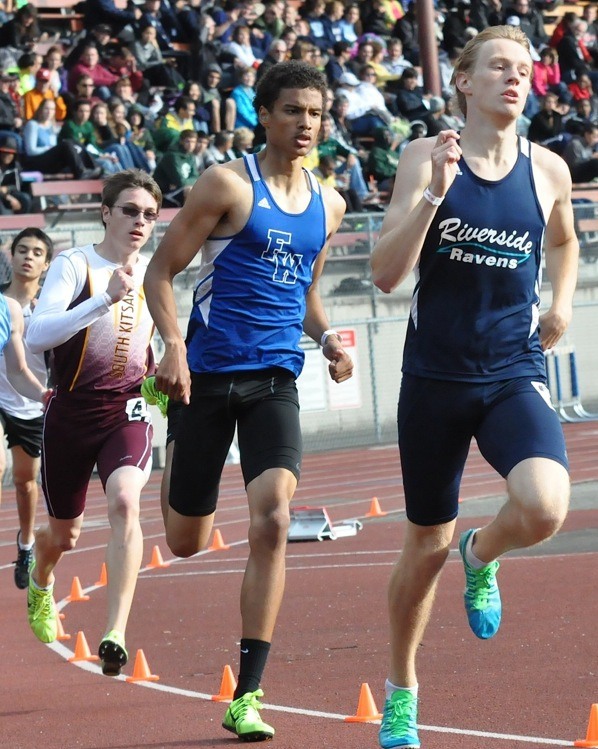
left=1, top=421, right=596, bottom=749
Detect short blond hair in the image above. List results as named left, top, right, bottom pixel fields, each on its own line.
left=450, top=25, right=532, bottom=117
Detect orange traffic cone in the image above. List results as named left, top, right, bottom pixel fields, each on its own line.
left=66, top=576, right=90, bottom=602
left=365, top=497, right=387, bottom=518
left=146, top=545, right=170, bottom=569
left=211, top=665, right=237, bottom=701
left=56, top=615, right=71, bottom=642
left=575, top=705, right=598, bottom=747
left=125, top=649, right=159, bottom=683
left=95, top=562, right=107, bottom=587
left=68, top=631, right=99, bottom=662
left=345, top=683, right=382, bottom=723
left=208, top=528, right=230, bottom=551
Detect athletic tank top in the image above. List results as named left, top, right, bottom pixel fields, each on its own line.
left=52, top=246, right=154, bottom=394
left=0, top=294, right=11, bottom=356
left=186, top=153, right=327, bottom=377
left=0, top=299, right=46, bottom=418
left=402, top=136, right=547, bottom=382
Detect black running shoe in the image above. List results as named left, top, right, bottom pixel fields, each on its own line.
left=14, top=531, right=34, bottom=590
left=99, top=630, right=128, bottom=676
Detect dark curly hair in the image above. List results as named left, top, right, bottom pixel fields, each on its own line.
left=254, top=60, right=328, bottom=114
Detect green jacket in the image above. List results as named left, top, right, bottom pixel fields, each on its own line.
left=153, top=150, right=199, bottom=192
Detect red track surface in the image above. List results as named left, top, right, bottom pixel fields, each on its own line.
left=1, top=421, right=596, bottom=749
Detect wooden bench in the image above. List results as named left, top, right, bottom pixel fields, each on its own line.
left=30, top=179, right=104, bottom=225
left=0, top=213, right=47, bottom=232
left=34, top=0, right=85, bottom=34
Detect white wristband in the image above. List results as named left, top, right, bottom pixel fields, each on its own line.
left=423, top=187, right=444, bottom=206
left=321, top=329, right=341, bottom=347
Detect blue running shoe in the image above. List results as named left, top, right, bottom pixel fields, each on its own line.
left=379, top=690, right=420, bottom=749
left=459, top=529, right=501, bottom=639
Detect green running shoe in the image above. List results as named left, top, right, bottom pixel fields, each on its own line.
left=140, top=376, right=169, bottom=417
left=459, top=528, right=501, bottom=639
left=379, top=690, right=420, bottom=748
left=99, top=629, right=128, bottom=676
left=222, top=689, right=275, bottom=742
left=27, top=562, right=58, bottom=643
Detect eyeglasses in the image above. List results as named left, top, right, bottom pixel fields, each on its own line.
left=115, top=205, right=159, bottom=222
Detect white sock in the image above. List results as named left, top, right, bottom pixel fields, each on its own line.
left=18, top=539, right=34, bottom=551
left=464, top=528, right=491, bottom=570
left=385, top=679, right=418, bottom=700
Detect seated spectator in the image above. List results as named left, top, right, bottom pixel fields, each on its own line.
left=503, top=0, right=548, bottom=50
left=442, top=1, right=475, bottom=56
left=153, top=129, right=199, bottom=206
left=336, top=69, right=399, bottom=137
left=23, top=68, right=67, bottom=123
left=127, top=106, right=157, bottom=171
left=527, top=92, right=564, bottom=144
left=64, top=23, right=114, bottom=72
left=104, top=44, right=145, bottom=95
left=348, top=39, right=376, bottom=76
left=224, top=24, right=262, bottom=71
left=392, top=66, right=431, bottom=121
left=193, top=130, right=212, bottom=174
left=0, top=6, right=48, bottom=61
left=564, top=97, right=596, bottom=137
left=338, top=3, right=361, bottom=44
left=67, top=44, right=119, bottom=98
left=154, top=95, right=196, bottom=152
left=314, top=153, right=363, bottom=212
left=22, top=99, right=101, bottom=179
left=231, top=67, right=258, bottom=129
left=319, top=1, right=345, bottom=54
left=391, top=1, right=419, bottom=65
left=230, top=125, right=255, bottom=158
left=132, top=22, right=186, bottom=90
left=16, top=52, right=43, bottom=97
left=0, top=70, right=22, bottom=141
left=305, top=112, right=373, bottom=203
left=180, top=80, right=213, bottom=134
left=366, top=125, right=399, bottom=192
left=43, top=46, right=68, bottom=97
left=204, top=129, right=234, bottom=166
left=532, top=47, right=567, bottom=101
left=63, top=74, right=103, bottom=119
left=562, top=121, right=598, bottom=183
left=302, top=0, right=328, bottom=50
left=59, top=98, right=118, bottom=174
left=254, top=2, right=286, bottom=39
left=0, top=134, right=32, bottom=215
left=568, top=72, right=596, bottom=105
left=384, top=38, right=413, bottom=79
left=90, top=100, right=138, bottom=170
left=109, top=98, right=152, bottom=170
left=202, top=64, right=236, bottom=133
left=257, top=39, right=289, bottom=81
left=557, top=18, right=593, bottom=85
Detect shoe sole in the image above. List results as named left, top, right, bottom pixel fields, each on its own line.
left=98, top=640, right=128, bottom=676
left=14, top=567, right=29, bottom=589
left=222, top=724, right=274, bottom=742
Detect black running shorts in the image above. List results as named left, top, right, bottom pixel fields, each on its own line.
left=169, top=367, right=302, bottom=517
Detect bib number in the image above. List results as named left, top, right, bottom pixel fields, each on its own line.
left=126, top=397, right=151, bottom=423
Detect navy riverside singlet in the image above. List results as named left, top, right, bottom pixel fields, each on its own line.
left=402, top=136, right=547, bottom=382
left=186, top=153, right=327, bottom=378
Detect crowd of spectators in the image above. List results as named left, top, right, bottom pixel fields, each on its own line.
left=1, top=0, right=598, bottom=218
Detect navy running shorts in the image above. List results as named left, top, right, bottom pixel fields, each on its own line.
left=169, top=367, right=302, bottom=517
left=41, top=390, right=153, bottom=519
left=397, top=374, right=569, bottom=526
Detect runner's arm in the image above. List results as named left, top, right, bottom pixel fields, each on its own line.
left=27, top=252, right=111, bottom=353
